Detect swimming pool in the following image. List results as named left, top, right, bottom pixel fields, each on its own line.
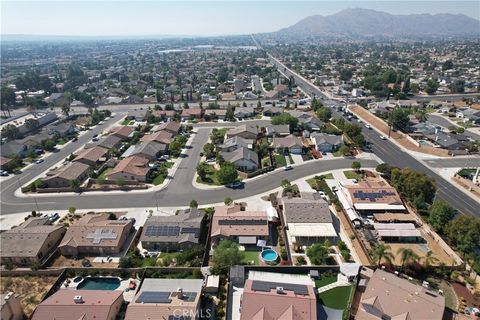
left=76, top=277, right=120, bottom=290
left=261, top=249, right=279, bottom=263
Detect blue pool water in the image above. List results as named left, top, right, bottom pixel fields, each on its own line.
left=261, top=249, right=279, bottom=262
left=76, top=277, right=120, bottom=290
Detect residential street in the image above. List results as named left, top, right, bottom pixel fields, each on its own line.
left=428, top=114, right=480, bottom=141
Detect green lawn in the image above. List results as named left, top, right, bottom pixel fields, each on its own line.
left=121, top=118, right=130, bottom=125
left=153, top=174, right=166, bottom=185
left=56, top=139, right=66, bottom=145
left=318, top=285, right=353, bottom=310
left=343, top=170, right=363, bottom=180
left=315, top=275, right=338, bottom=288
left=196, top=164, right=221, bottom=185
left=242, top=251, right=260, bottom=265
left=97, top=168, right=112, bottom=180
left=333, top=144, right=349, bottom=157
left=274, top=154, right=287, bottom=167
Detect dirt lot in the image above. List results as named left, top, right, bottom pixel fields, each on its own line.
left=350, top=105, right=449, bottom=157
left=49, top=255, right=119, bottom=268
left=0, top=276, right=58, bottom=317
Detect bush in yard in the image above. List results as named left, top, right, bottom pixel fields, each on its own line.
left=307, top=243, right=329, bottom=265
left=280, top=248, right=288, bottom=261
left=211, top=240, right=244, bottom=275
left=351, top=161, right=361, bottom=171
left=189, top=200, right=198, bottom=208
left=296, top=256, right=307, bottom=265
left=215, top=162, right=238, bottom=185
left=224, top=197, right=233, bottom=205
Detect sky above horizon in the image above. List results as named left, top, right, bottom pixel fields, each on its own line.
left=2, top=1, right=479, bottom=36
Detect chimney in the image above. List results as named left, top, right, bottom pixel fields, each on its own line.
left=276, top=286, right=285, bottom=294
left=73, top=295, right=84, bottom=304
left=177, top=288, right=183, bottom=299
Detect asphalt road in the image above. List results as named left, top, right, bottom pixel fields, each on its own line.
left=427, top=114, right=480, bottom=141
left=266, top=51, right=480, bottom=216
left=423, top=158, right=480, bottom=168
left=0, top=126, right=379, bottom=214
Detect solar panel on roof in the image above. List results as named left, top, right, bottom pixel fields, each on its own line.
left=144, top=226, right=180, bottom=237
left=136, top=291, right=172, bottom=303
left=218, top=219, right=265, bottom=226
left=181, top=227, right=200, bottom=234
left=251, top=280, right=309, bottom=295
left=181, top=292, right=197, bottom=302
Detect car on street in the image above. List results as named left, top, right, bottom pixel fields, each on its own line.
left=365, top=124, right=372, bottom=129
left=380, top=135, right=387, bottom=140
left=13, top=170, right=22, bottom=175
left=72, top=137, right=78, bottom=142
left=0, top=171, right=9, bottom=176
left=34, top=159, right=44, bottom=164
left=284, top=165, right=293, bottom=171
left=227, top=181, right=244, bottom=189
left=48, top=213, right=60, bottom=222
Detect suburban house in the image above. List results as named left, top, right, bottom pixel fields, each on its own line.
left=154, top=121, right=181, bottom=135
left=262, top=106, right=282, bottom=117
left=95, top=135, right=123, bottom=150
left=107, top=155, right=151, bottom=182
left=124, top=278, right=203, bottom=320
left=58, top=213, right=133, bottom=256
left=152, top=109, right=177, bottom=121
left=223, top=147, right=259, bottom=172
left=456, top=107, right=480, bottom=123
left=426, top=132, right=468, bottom=150
left=355, top=269, right=445, bottom=320
left=129, top=141, right=167, bottom=160
left=45, top=93, right=69, bottom=106
left=204, top=109, right=227, bottom=120
left=210, top=204, right=269, bottom=247
left=342, top=178, right=406, bottom=214
left=234, top=106, right=255, bottom=119
left=310, top=133, right=343, bottom=152
left=0, top=156, right=13, bottom=170
left=31, top=290, right=124, bottom=320
left=272, top=135, right=304, bottom=154
left=219, top=136, right=252, bottom=152
left=265, top=124, right=290, bottom=137
left=1, top=141, right=29, bottom=158
left=126, top=109, right=148, bottom=121
left=240, top=271, right=317, bottom=320
left=140, top=130, right=173, bottom=145
left=109, top=126, right=135, bottom=140
left=1, top=292, right=25, bottom=320
left=43, top=162, right=91, bottom=188
left=0, top=217, right=65, bottom=265
left=181, top=108, right=203, bottom=120
left=140, top=208, right=204, bottom=252
left=280, top=193, right=337, bottom=247
left=73, top=146, right=109, bottom=167
left=225, top=124, right=258, bottom=140
left=44, top=122, right=76, bottom=138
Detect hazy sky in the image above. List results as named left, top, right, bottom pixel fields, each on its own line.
left=2, top=1, right=479, bottom=36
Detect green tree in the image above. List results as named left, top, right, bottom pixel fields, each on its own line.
left=211, top=240, right=244, bottom=275
left=224, top=197, right=233, bottom=205
left=402, top=77, right=411, bottom=94
left=444, top=215, right=480, bottom=254
left=351, top=161, right=361, bottom=171
left=216, top=162, right=238, bottom=185
left=190, top=200, right=198, bottom=208
left=338, top=144, right=350, bottom=156
left=203, top=143, right=215, bottom=159
left=397, top=248, right=420, bottom=271
left=41, top=139, right=56, bottom=151
left=254, top=139, right=270, bottom=161
left=423, top=250, right=438, bottom=270
left=196, top=162, right=209, bottom=181
left=68, top=207, right=76, bottom=215
left=449, top=80, right=465, bottom=93
left=376, top=163, right=393, bottom=179
left=61, top=105, right=71, bottom=117
left=389, top=108, right=410, bottom=131
left=307, top=243, right=329, bottom=265
left=425, top=79, right=439, bottom=95
left=271, top=113, right=298, bottom=131
left=428, top=200, right=456, bottom=233
left=25, top=118, right=39, bottom=130
left=315, top=107, right=332, bottom=122
left=442, top=60, right=454, bottom=71
left=369, top=243, right=394, bottom=266
left=390, top=167, right=436, bottom=205
left=70, top=179, right=81, bottom=191
left=1, top=124, right=20, bottom=140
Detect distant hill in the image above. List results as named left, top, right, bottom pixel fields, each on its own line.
left=277, top=8, right=480, bottom=38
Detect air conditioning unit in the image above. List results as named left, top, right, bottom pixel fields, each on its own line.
left=73, top=295, right=83, bottom=304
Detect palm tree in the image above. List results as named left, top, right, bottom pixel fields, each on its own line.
left=370, top=244, right=394, bottom=266
left=423, top=250, right=438, bottom=270
left=397, top=248, right=420, bottom=271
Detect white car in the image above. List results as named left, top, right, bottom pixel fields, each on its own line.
left=380, top=135, right=387, bottom=140
left=365, top=124, right=372, bottom=129
left=34, top=159, right=44, bottom=164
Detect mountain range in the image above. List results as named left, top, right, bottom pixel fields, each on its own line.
left=277, top=8, right=480, bottom=38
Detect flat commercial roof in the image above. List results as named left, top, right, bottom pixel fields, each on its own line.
left=288, top=223, right=337, bottom=237
left=373, top=213, right=417, bottom=223
left=373, top=223, right=416, bottom=230
left=377, top=229, right=422, bottom=238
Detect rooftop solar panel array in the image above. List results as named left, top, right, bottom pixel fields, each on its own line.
left=144, top=226, right=180, bottom=237
left=218, top=219, right=265, bottom=226
left=251, top=280, right=309, bottom=295
left=136, top=291, right=172, bottom=303
left=180, top=227, right=200, bottom=237
left=353, top=190, right=396, bottom=201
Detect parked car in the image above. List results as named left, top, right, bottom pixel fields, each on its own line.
left=72, top=137, right=78, bottom=142
left=0, top=171, right=9, bottom=176
left=380, top=135, right=386, bottom=140
left=227, top=181, right=244, bottom=189
left=365, top=124, right=372, bottom=129
left=284, top=165, right=293, bottom=171
left=34, top=159, right=44, bottom=164
left=48, top=213, right=59, bottom=222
